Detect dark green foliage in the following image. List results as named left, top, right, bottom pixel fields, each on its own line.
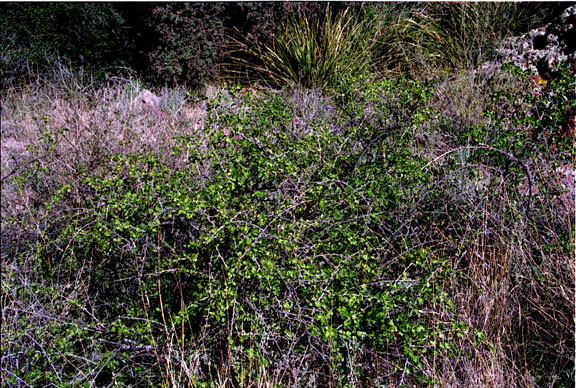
left=129, top=3, right=228, bottom=87
left=1, top=2, right=567, bottom=86
left=0, top=2, right=351, bottom=87
left=0, top=3, right=126, bottom=81
left=119, top=3, right=337, bottom=87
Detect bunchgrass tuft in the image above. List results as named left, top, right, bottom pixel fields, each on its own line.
left=380, top=3, right=544, bottom=77
left=231, top=6, right=378, bottom=89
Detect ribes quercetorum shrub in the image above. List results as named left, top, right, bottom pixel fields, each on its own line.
left=8, top=65, right=574, bottom=386
left=24, top=76, right=470, bottom=386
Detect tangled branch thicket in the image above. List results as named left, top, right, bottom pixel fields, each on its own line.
left=2, top=60, right=574, bottom=387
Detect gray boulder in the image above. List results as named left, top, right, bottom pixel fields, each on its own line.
left=492, top=5, right=575, bottom=78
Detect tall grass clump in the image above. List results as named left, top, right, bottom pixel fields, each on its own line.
left=231, top=6, right=377, bottom=89
left=385, top=2, right=543, bottom=76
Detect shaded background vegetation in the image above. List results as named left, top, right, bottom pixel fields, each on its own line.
left=1, top=2, right=342, bottom=85
left=0, top=2, right=567, bottom=86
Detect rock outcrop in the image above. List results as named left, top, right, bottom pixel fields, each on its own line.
left=491, top=5, right=575, bottom=79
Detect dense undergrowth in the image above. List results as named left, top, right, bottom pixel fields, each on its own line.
left=1, top=3, right=575, bottom=388
left=2, top=62, right=574, bottom=387
left=1, top=3, right=561, bottom=86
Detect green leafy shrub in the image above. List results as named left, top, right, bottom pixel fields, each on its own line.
left=19, top=78, right=483, bottom=386
left=3, top=65, right=572, bottom=387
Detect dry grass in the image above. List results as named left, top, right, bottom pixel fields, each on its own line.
left=1, top=72, right=207, bottom=221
